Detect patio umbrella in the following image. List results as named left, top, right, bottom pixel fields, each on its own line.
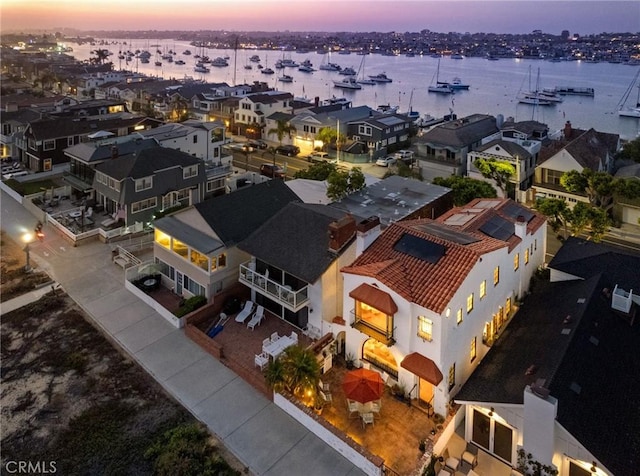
left=342, top=368, right=384, bottom=404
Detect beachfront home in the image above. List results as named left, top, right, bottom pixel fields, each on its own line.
left=235, top=92, right=294, bottom=139
left=338, top=198, right=546, bottom=417
left=152, top=180, right=300, bottom=300
left=455, top=237, right=640, bottom=476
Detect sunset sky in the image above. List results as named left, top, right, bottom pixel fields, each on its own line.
left=1, top=1, right=637, bottom=35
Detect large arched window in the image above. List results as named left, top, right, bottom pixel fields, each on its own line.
left=362, top=338, right=398, bottom=379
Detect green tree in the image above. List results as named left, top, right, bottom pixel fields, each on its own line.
left=616, top=136, right=640, bottom=163
left=560, top=169, right=617, bottom=212
left=145, top=423, right=239, bottom=476
left=316, top=127, right=337, bottom=151
left=169, top=96, right=190, bottom=122
left=536, top=198, right=571, bottom=236
left=267, top=119, right=297, bottom=165
left=586, top=206, right=610, bottom=242
left=568, top=202, right=591, bottom=237
left=474, top=158, right=515, bottom=197
left=91, top=48, right=110, bottom=64
left=326, top=167, right=366, bottom=201
left=432, top=175, right=497, bottom=206
left=294, top=161, right=337, bottom=180
left=264, top=345, right=320, bottom=398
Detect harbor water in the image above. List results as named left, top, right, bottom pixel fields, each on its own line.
left=69, top=39, right=640, bottom=140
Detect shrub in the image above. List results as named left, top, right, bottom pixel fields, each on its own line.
left=174, top=295, right=207, bottom=317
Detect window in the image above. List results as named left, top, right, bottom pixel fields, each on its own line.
left=470, top=337, right=477, bottom=362
left=182, top=274, right=204, bottom=296
left=43, top=159, right=52, bottom=172
left=155, top=229, right=171, bottom=248
left=210, top=253, right=226, bottom=272
left=514, top=253, right=520, bottom=270
left=354, top=301, right=394, bottom=342
left=456, top=308, right=463, bottom=325
left=417, top=316, right=433, bottom=341
left=207, top=178, right=225, bottom=192
left=493, top=266, right=500, bottom=286
left=131, top=197, right=157, bottom=213
left=467, top=293, right=474, bottom=313
left=448, top=363, right=455, bottom=391
left=506, top=297, right=512, bottom=316
left=67, top=136, right=74, bottom=147
left=358, top=125, right=372, bottom=136
left=155, top=258, right=174, bottom=280
left=135, top=176, right=153, bottom=192
left=95, top=171, right=107, bottom=185
left=43, top=139, right=55, bottom=151
left=525, top=248, right=529, bottom=265
left=190, top=249, right=209, bottom=270
left=480, top=280, right=486, bottom=298
left=192, top=135, right=198, bottom=144
left=183, top=164, right=198, bottom=179
left=172, top=238, right=189, bottom=257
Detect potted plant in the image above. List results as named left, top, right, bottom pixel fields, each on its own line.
left=345, top=352, right=355, bottom=370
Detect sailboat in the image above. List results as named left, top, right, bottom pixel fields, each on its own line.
left=618, top=69, right=640, bottom=118
left=402, top=89, right=421, bottom=122
left=356, top=55, right=376, bottom=85
left=517, top=67, right=554, bottom=106
left=428, top=59, right=453, bottom=94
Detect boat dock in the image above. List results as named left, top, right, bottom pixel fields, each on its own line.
left=553, top=86, right=595, bottom=97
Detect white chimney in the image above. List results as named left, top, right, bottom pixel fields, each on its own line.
left=356, top=216, right=381, bottom=256
left=515, top=215, right=527, bottom=239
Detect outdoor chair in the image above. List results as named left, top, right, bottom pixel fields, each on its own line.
left=318, top=379, right=330, bottom=392
left=234, top=300, right=254, bottom=323
left=290, top=331, right=298, bottom=344
left=271, top=332, right=279, bottom=342
left=442, top=448, right=460, bottom=473
left=461, top=442, right=478, bottom=471
left=370, top=400, right=381, bottom=414
left=434, top=460, right=453, bottom=476
left=247, top=305, right=265, bottom=330
left=347, top=399, right=360, bottom=418
left=319, top=390, right=332, bottom=406
left=262, top=338, right=271, bottom=352
left=361, top=412, right=374, bottom=428
left=254, top=352, right=268, bottom=370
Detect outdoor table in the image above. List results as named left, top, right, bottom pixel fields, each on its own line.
left=68, top=210, right=82, bottom=218
left=264, top=335, right=295, bottom=360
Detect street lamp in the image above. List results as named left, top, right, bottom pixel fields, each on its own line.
left=22, top=232, right=33, bottom=272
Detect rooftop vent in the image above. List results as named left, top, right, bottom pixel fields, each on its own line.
left=569, top=382, right=582, bottom=395
left=561, top=328, right=571, bottom=335
left=589, top=336, right=599, bottom=346
left=577, top=298, right=586, bottom=304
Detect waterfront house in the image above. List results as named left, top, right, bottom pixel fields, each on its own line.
left=235, top=92, right=294, bottom=138
left=455, top=237, right=640, bottom=476
left=92, top=146, right=207, bottom=227
left=345, top=112, right=415, bottom=160
left=152, top=179, right=300, bottom=300
left=339, top=198, right=546, bottom=418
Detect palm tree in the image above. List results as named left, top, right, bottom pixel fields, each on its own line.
left=267, top=119, right=297, bottom=165
left=264, top=345, right=320, bottom=398
left=91, top=48, right=110, bottom=65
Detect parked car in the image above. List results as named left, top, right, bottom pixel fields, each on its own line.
left=306, top=151, right=333, bottom=163
left=247, top=139, right=268, bottom=150
left=394, top=150, right=414, bottom=162
left=275, top=145, right=300, bottom=157
left=376, top=155, right=397, bottom=167
left=260, top=164, right=285, bottom=178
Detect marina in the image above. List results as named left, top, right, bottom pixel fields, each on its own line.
left=72, top=38, right=639, bottom=139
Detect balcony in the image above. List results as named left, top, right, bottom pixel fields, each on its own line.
left=239, top=261, right=309, bottom=312
left=350, top=310, right=395, bottom=346
left=204, top=161, right=233, bottom=179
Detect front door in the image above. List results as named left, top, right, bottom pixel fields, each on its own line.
left=471, top=408, right=514, bottom=464
left=176, top=271, right=183, bottom=295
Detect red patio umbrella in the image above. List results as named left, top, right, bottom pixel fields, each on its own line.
left=342, top=368, right=384, bottom=404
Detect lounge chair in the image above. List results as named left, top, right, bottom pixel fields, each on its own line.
left=247, top=305, right=265, bottom=330
left=234, top=300, right=254, bottom=323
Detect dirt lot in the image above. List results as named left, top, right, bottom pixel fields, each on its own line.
left=1, top=231, right=51, bottom=302
left=0, top=232, right=247, bottom=475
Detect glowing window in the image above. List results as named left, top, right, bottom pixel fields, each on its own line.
left=493, top=266, right=500, bottom=286
left=480, top=280, right=486, bottom=298
left=448, top=363, right=455, bottom=391
left=456, top=308, right=463, bottom=325
left=467, top=293, right=474, bottom=313
left=514, top=253, right=520, bottom=271
left=470, top=337, right=477, bottom=362
left=154, top=229, right=171, bottom=249
left=172, top=238, right=188, bottom=257
left=417, top=316, right=433, bottom=341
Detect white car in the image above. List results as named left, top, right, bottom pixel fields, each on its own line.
left=376, top=155, right=397, bottom=167
left=306, top=152, right=334, bottom=163
left=394, top=150, right=414, bottom=161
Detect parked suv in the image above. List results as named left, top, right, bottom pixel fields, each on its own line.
left=275, top=145, right=300, bottom=157
left=306, top=151, right=333, bottom=163
left=247, top=139, right=268, bottom=150
left=260, top=164, right=285, bottom=179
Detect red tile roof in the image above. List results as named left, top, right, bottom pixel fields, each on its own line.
left=401, top=352, right=444, bottom=385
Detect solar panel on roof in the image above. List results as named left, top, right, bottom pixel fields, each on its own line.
left=444, top=213, right=475, bottom=226
left=479, top=215, right=514, bottom=241
left=475, top=200, right=499, bottom=209
left=416, top=222, right=480, bottom=245
left=502, top=202, right=535, bottom=222
left=393, top=233, right=446, bottom=264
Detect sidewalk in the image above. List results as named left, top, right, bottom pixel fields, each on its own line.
left=0, top=281, right=57, bottom=314
left=1, top=191, right=365, bottom=476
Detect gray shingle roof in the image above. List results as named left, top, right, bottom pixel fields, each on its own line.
left=194, top=180, right=300, bottom=247
left=238, top=203, right=351, bottom=283
left=154, top=215, right=224, bottom=255
left=65, top=138, right=158, bottom=163
left=418, top=114, right=498, bottom=148
left=95, top=146, right=201, bottom=180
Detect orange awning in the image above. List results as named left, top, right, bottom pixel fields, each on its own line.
left=401, top=352, right=443, bottom=386
left=349, top=283, right=398, bottom=315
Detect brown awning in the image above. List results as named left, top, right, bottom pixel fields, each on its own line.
left=349, top=283, right=398, bottom=315
left=401, top=352, right=443, bottom=386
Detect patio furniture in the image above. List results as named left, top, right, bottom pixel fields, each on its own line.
left=318, top=379, right=330, bottom=392
left=461, top=442, right=478, bottom=471
left=361, top=412, right=374, bottom=428
left=319, top=390, right=332, bottom=406
left=370, top=400, right=381, bottom=414
left=342, top=368, right=384, bottom=404
left=271, top=332, right=280, bottom=342
left=257, top=269, right=269, bottom=287
left=434, top=460, right=453, bottom=476
left=290, top=331, right=298, bottom=344
left=263, top=334, right=296, bottom=360
left=262, top=338, right=271, bottom=351
left=347, top=399, right=360, bottom=418
left=442, top=448, right=460, bottom=473
left=235, top=300, right=254, bottom=323
left=247, top=305, right=265, bottom=330
left=254, top=352, right=269, bottom=370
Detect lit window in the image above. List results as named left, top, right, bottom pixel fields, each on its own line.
left=456, top=308, right=463, bottom=325
left=525, top=248, right=529, bottom=264
left=480, top=280, right=486, bottom=298
left=448, top=363, right=455, bottom=391
left=493, top=266, right=500, bottom=286
left=190, top=249, right=208, bottom=270
left=172, top=238, right=188, bottom=257
left=154, top=229, right=171, bottom=248
left=514, top=253, right=520, bottom=270
left=506, top=297, right=512, bottom=316
left=467, top=294, right=474, bottom=313
left=470, top=337, right=477, bottom=362
left=417, top=316, right=433, bottom=341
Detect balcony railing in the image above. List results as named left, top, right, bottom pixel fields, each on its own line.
left=239, top=261, right=309, bottom=312
left=204, top=162, right=233, bottom=178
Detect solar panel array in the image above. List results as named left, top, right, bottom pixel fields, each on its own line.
left=502, top=202, right=535, bottom=222
left=393, top=233, right=446, bottom=264
left=479, top=215, right=514, bottom=241
left=415, top=222, right=480, bottom=245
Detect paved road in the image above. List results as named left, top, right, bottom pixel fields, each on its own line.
left=1, top=190, right=366, bottom=476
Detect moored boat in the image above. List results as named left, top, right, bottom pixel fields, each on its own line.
left=369, top=72, right=393, bottom=83
left=333, top=77, right=362, bottom=90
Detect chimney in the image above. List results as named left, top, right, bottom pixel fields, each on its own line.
left=356, top=216, right=381, bottom=256
left=5, top=102, right=18, bottom=113
left=328, top=214, right=357, bottom=252
left=314, top=96, right=320, bottom=107
left=515, top=214, right=527, bottom=239
left=563, top=121, right=572, bottom=138
left=111, top=145, right=119, bottom=159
